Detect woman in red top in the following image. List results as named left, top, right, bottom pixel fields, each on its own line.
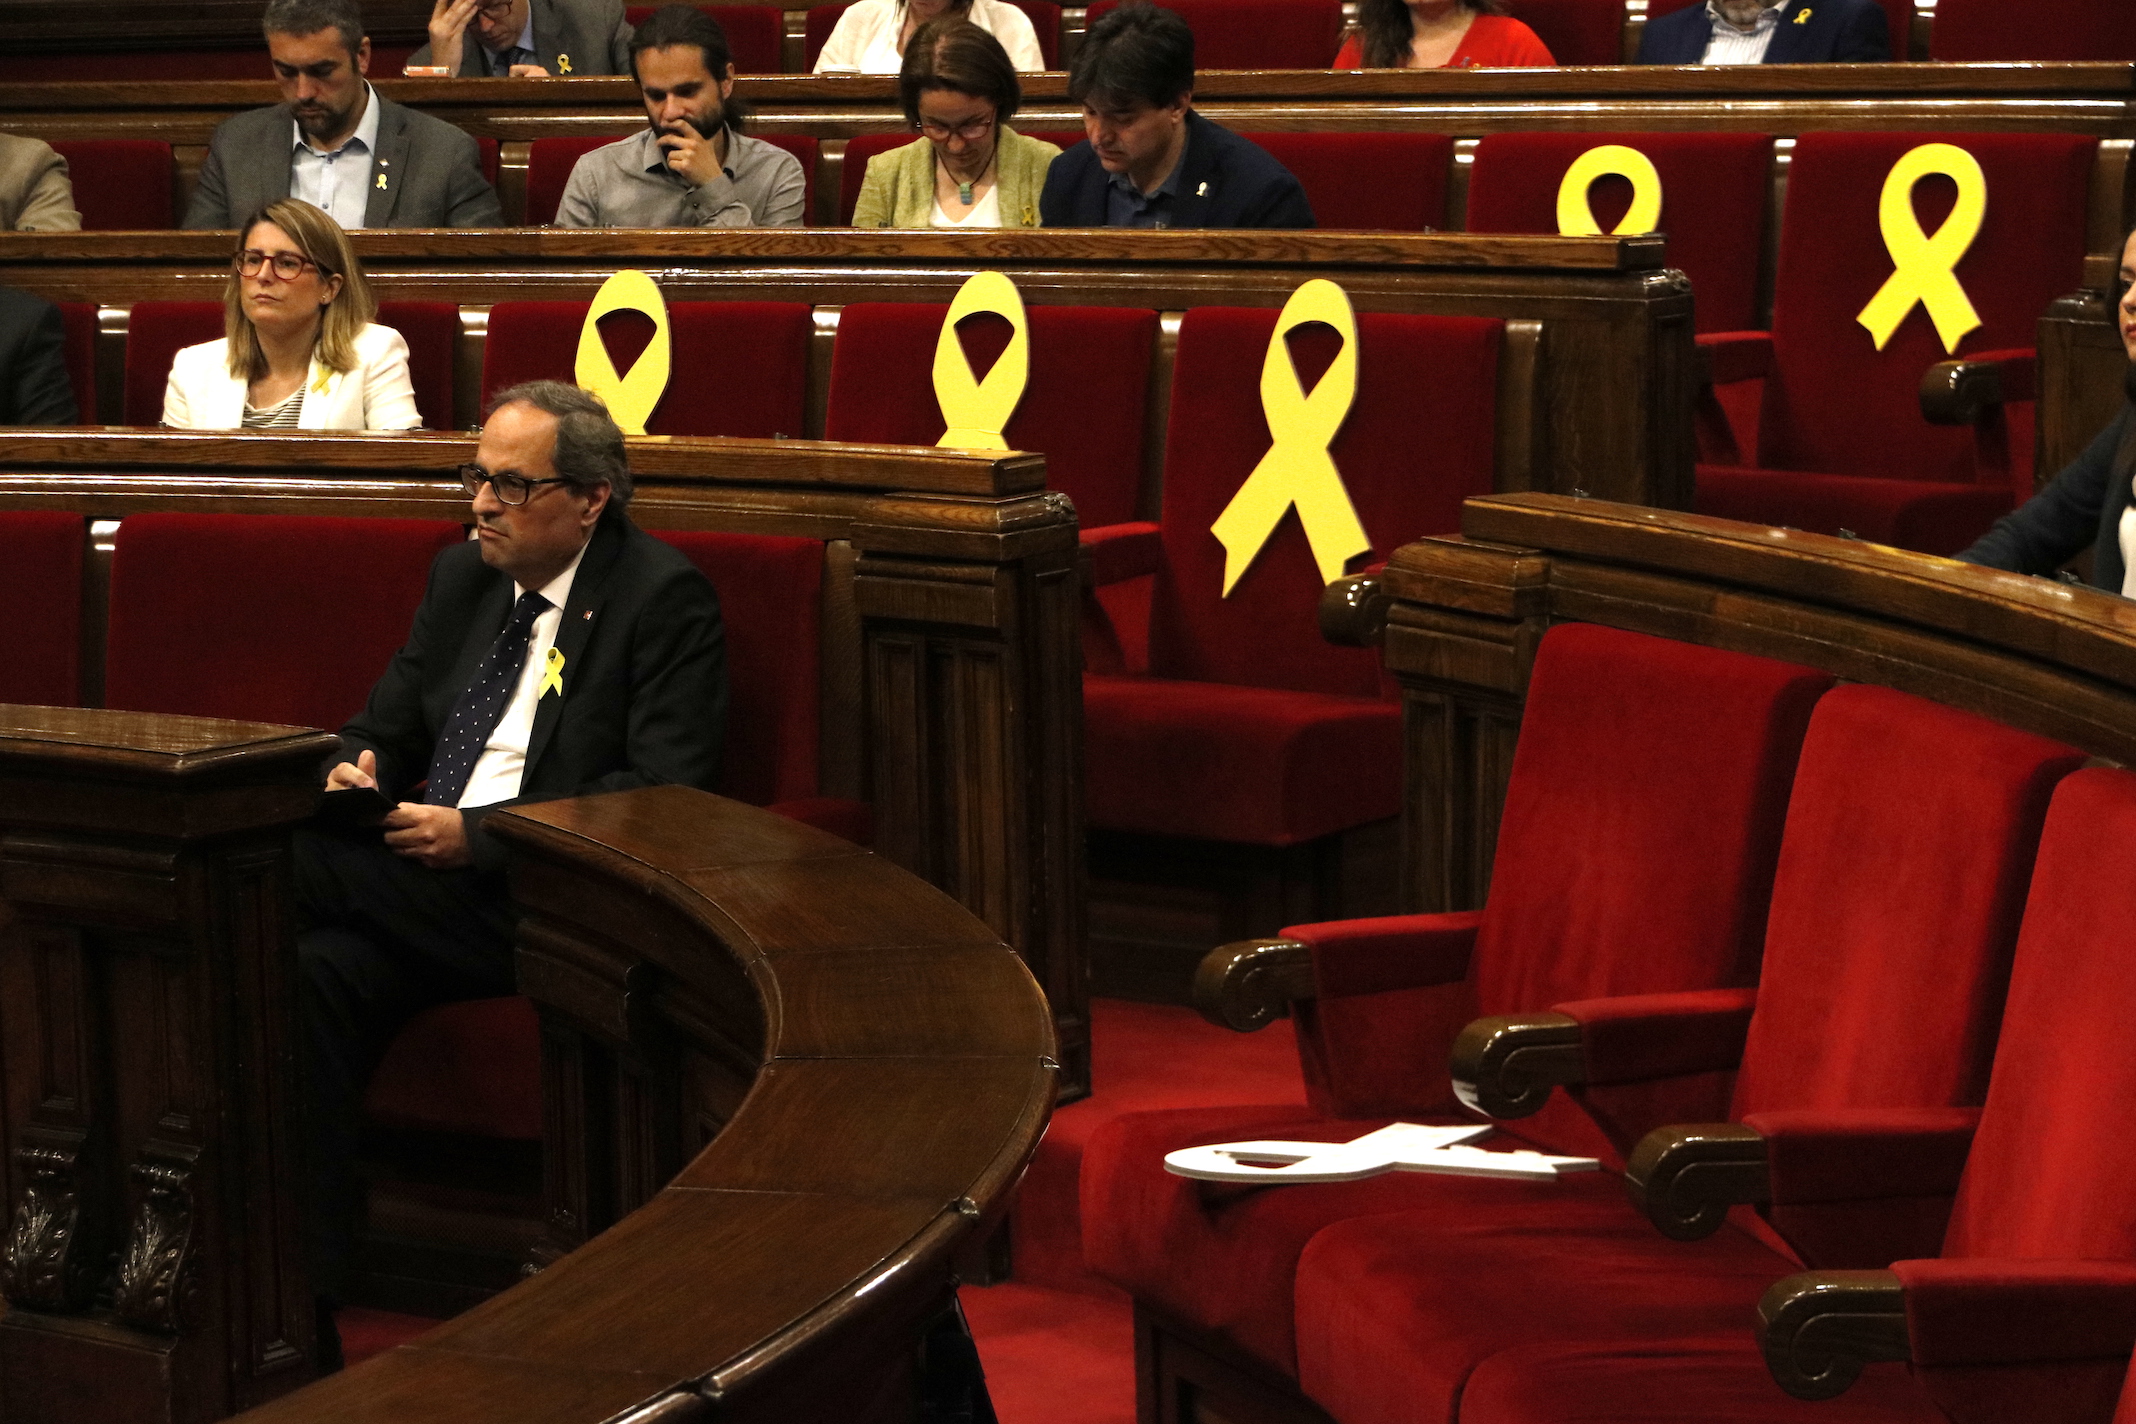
left=1334, top=0, right=1553, bottom=67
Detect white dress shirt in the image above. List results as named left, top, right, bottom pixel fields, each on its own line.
left=456, top=539, right=588, bottom=809
left=2118, top=497, right=2136, bottom=599
left=289, top=82, right=382, bottom=229
left=1700, top=0, right=1788, bottom=64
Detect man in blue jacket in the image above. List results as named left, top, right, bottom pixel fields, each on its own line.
left=1040, top=2, right=1312, bottom=230
left=1636, top=0, right=1892, bottom=64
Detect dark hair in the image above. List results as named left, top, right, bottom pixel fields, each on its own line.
left=1354, top=0, right=1503, bottom=69
left=486, top=381, right=633, bottom=506
left=2117, top=225, right=2136, bottom=485
left=629, top=3, right=751, bottom=128
left=899, top=19, right=1021, bottom=127
left=1068, top=2, right=1193, bottom=110
left=261, top=0, right=365, bottom=55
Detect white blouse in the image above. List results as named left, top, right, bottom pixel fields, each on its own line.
left=931, top=183, right=1003, bottom=227
left=814, top=0, right=1047, bottom=73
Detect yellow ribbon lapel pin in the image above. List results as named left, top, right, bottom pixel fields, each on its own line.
left=540, top=647, right=565, bottom=700
left=1794, top=7, right=1812, bottom=21
left=557, top=53, right=572, bottom=72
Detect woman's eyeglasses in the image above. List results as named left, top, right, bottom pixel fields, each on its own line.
left=459, top=463, right=572, bottom=505
left=233, top=249, right=322, bottom=281
left=916, top=114, right=996, bottom=142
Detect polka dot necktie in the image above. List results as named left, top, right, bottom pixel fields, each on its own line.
left=424, top=591, right=550, bottom=808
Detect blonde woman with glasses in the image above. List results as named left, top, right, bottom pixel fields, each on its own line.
left=163, top=198, right=422, bottom=430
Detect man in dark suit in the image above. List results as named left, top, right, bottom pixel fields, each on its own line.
left=183, top=0, right=503, bottom=228
left=0, top=287, right=78, bottom=425
left=1040, top=2, right=1312, bottom=230
left=297, top=380, right=725, bottom=1359
left=406, top=0, right=632, bottom=76
left=1635, top=0, right=1892, bottom=64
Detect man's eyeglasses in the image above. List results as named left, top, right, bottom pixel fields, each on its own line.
left=473, top=0, right=518, bottom=18
left=460, top=463, right=572, bottom=505
left=916, top=114, right=996, bottom=142
left=234, top=249, right=322, bottom=281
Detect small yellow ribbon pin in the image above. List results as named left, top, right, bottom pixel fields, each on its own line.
left=933, top=270, right=1030, bottom=449
left=1209, top=279, right=1368, bottom=597
left=556, top=52, right=572, bottom=72
left=539, top=646, right=564, bottom=699
left=575, top=269, right=672, bottom=435
left=1794, top=7, right=1812, bottom=20
left=1556, top=144, right=1664, bottom=236
left=1856, top=143, right=1987, bottom=354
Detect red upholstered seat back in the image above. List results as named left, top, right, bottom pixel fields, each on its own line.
left=1931, top=0, right=2136, bottom=62
left=1238, top=133, right=1452, bottom=231
left=104, top=513, right=465, bottom=730
left=1758, top=132, right=2095, bottom=484
left=803, top=4, right=845, bottom=66
left=805, top=1, right=1063, bottom=66
left=1147, top=308, right=1500, bottom=695
left=375, top=301, right=462, bottom=432
left=1645, top=0, right=1910, bottom=54
left=624, top=4, right=787, bottom=70
left=481, top=300, right=811, bottom=437
left=824, top=302, right=1155, bottom=528
left=841, top=133, right=912, bottom=224
left=0, top=512, right=85, bottom=707
left=1500, top=0, right=1627, bottom=65
left=47, top=140, right=173, bottom=230
left=55, top=302, right=97, bottom=424
left=1087, top=0, right=1345, bottom=67
left=1940, top=769, right=2136, bottom=1259
left=651, top=530, right=824, bottom=805
left=1730, top=685, right=2082, bottom=1120
left=1466, top=131, right=1773, bottom=334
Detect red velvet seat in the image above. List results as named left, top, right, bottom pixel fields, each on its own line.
left=54, top=301, right=97, bottom=424
left=1931, top=0, right=2136, bottom=62
left=1081, top=622, right=1833, bottom=1374
left=481, top=300, right=811, bottom=437
left=1086, top=0, right=1345, bottom=67
left=525, top=133, right=818, bottom=225
left=804, top=0, right=1063, bottom=67
left=624, top=3, right=785, bottom=70
left=1501, top=0, right=1628, bottom=65
left=1239, top=133, right=1452, bottom=231
left=1692, top=132, right=2097, bottom=554
left=1466, top=131, right=1772, bottom=333
left=1083, top=309, right=1499, bottom=846
left=123, top=300, right=461, bottom=431
left=1286, top=687, right=2083, bottom=1424
left=1645, top=0, right=1911, bottom=56
left=0, top=512, right=85, bottom=707
left=47, top=140, right=174, bottom=230
left=824, top=301, right=1156, bottom=529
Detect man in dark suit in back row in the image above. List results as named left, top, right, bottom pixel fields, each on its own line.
left=0, top=287, right=77, bottom=425
left=184, top=0, right=503, bottom=228
left=1636, top=0, right=1893, bottom=65
left=298, top=380, right=725, bottom=1363
left=405, top=0, right=633, bottom=76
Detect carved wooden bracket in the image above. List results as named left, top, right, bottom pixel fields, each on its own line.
left=113, top=1147, right=198, bottom=1334
left=1, top=1139, right=94, bottom=1313
left=1191, top=939, right=1314, bottom=1033
left=1623, top=1122, right=1771, bottom=1241
left=1757, top=1269, right=1911, bottom=1400
left=1449, top=1012, right=1584, bottom=1119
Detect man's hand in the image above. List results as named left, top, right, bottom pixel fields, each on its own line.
left=326, top=749, right=378, bottom=790
left=656, top=122, right=725, bottom=188
left=507, top=62, right=550, bottom=76
left=425, top=0, right=478, bottom=74
left=383, top=802, right=473, bottom=869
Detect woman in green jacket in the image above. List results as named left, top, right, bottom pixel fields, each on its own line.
left=852, top=18, right=1059, bottom=229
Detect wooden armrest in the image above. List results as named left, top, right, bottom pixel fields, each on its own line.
left=1449, top=1011, right=1583, bottom=1118
left=1079, top=521, right=1164, bottom=587
left=1757, top=1270, right=1910, bottom=1401
left=1319, top=572, right=1389, bottom=648
left=1192, top=937, right=1314, bottom=1032
left=1624, top=1122, right=1770, bottom=1241
left=1695, top=330, right=1775, bottom=388
left=1919, top=349, right=2037, bottom=426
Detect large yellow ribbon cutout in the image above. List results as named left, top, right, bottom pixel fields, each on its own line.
left=539, top=646, right=564, bottom=699
left=1555, top=145, right=1664, bottom=236
left=574, top=269, right=671, bottom=436
left=1856, top=143, right=1988, bottom=354
left=1209, top=279, right=1368, bottom=598
left=934, top=270, right=1030, bottom=449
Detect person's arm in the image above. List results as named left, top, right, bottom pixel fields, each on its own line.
left=13, top=149, right=81, bottom=232
left=1241, top=160, right=1316, bottom=229
left=1509, top=22, right=1555, bottom=66
left=607, top=4, right=634, bottom=71
left=1333, top=33, right=1362, bottom=68
left=182, top=139, right=234, bottom=230
left=9, top=300, right=77, bottom=424
left=419, top=0, right=478, bottom=75
left=851, top=150, right=897, bottom=227
left=812, top=3, right=871, bottom=70
left=553, top=158, right=599, bottom=227
left=442, top=135, right=506, bottom=226
left=988, top=4, right=1045, bottom=70
left=360, top=328, right=424, bottom=430
left=754, top=149, right=808, bottom=228
left=161, top=348, right=193, bottom=428
left=1833, top=1, right=1894, bottom=61
left=1957, top=410, right=2128, bottom=577
left=1038, top=153, right=1077, bottom=226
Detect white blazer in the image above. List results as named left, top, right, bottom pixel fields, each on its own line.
left=814, top=0, right=1046, bottom=72
left=161, top=322, right=424, bottom=431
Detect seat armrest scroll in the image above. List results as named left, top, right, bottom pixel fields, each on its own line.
left=1450, top=1012, right=1583, bottom=1119
left=1919, top=348, right=2037, bottom=426
left=1758, top=1270, right=1910, bottom=1401
left=1193, top=938, right=1314, bottom=1032
left=1624, top=1122, right=1770, bottom=1240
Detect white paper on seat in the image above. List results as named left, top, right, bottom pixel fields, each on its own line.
left=1163, top=1121, right=1599, bottom=1185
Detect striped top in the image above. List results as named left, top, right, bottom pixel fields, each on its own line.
left=242, top=386, right=305, bottom=429
left=1700, top=0, right=1789, bottom=63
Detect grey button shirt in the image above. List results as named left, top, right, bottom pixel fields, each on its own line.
left=1104, top=148, right=1187, bottom=229
left=553, top=127, right=807, bottom=228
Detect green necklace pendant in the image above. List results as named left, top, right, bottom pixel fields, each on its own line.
left=958, top=181, right=975, bottom=205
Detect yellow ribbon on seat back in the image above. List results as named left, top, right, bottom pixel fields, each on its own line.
left=934, top=270, right=1030, bottom=449
left=1209, top=278, right=1369, bottom=598
left=1556, top=145, right=1664, bottom=237
left=1856, top=143, right=1988, bottom=354
left=574, top=269, right=672, bottom=435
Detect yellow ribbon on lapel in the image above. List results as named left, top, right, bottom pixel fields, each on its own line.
left=1556, top=145, right=1664, bottom=236
left=575, top=269, right=672, bottom=435
left=1856, top=143, right=1987, bottom=354
left=934, top=270, right=1029, bottom=449
left=1209, top=279, right=1368, bottom=597
left=539, top=646, right=564, bottom=699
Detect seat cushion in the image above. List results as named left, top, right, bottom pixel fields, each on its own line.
left=365, top=996, right=542, bottom=1140
left=0, top=511, right=84, bottom=706
left=1083, top=673, right=1400, bottom=844
left=1696, top=464, right=2013, bottom=556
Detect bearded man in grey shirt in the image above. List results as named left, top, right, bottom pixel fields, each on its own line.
left=555, top=4, right=805, bottom=228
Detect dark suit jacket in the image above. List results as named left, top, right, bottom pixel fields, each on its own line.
left=1040, top=111, right=1315, bottom=230
left=1635, top=0, right=1892, bottom=63
left=337, top=508, right=727, bottom=872
left=182, top=91, right=504, bottom=229
left=407, top=0, right=633, bottom=75
left=1959, top=403, right=2136, bottom=594
left=0, top=287, right=78, bottom=425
